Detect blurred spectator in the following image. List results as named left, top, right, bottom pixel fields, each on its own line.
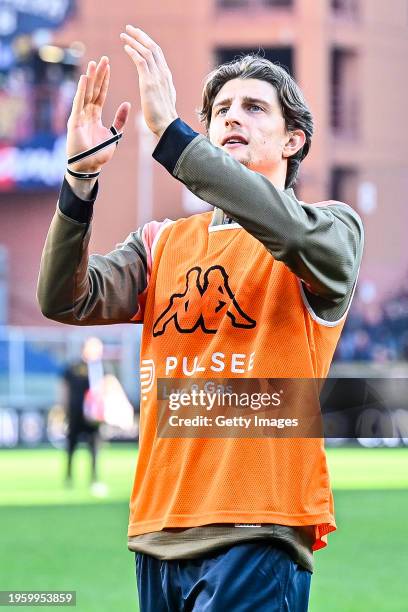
left=335, top=271, right=408, bottom=362
left=61, top=337, right=107, bottom=496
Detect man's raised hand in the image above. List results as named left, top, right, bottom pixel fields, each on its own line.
left=120, top=26, right=178, bottom=138
left=66, top=56, right=131, bottom=173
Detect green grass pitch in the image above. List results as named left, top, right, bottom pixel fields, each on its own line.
left=0, top=445, right=407, bottom=611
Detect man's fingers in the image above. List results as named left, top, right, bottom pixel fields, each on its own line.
left=123, top=44, right=150, bottom=76
left=123, top=25, right=167, bottom=67
left=94, top=63, right=111, bottom=108
left=71, top=74, right=86, bottom=118
left=125, top=25, right=159, bottom=54
left=93, top=56, right=109, bottom=102
left=84, top=61, right=96, bottom=106
left=154, top=44, right=169, bottom=70
left=112, top=102, right=131, bottom=133
left=121, top=33, right=158, bottom=70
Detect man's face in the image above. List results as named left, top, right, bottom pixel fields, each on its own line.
left=208, top=78, right=289, bottom=179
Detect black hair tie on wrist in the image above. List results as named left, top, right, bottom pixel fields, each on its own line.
left=67, top=126, right=123, bottom=166
left=66, top=168, right=100, bottom=180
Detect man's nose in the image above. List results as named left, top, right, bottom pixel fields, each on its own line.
left=224, top=105, right=243, bottom=126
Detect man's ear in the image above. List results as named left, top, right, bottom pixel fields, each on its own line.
left=282, top=130, right=306, bottom=158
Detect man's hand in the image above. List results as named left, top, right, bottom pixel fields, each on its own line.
left=67, top=56, right=131, bottom=174
left=120, top=26, right=178, bottom=138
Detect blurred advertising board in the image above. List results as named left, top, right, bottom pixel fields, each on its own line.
left=0, top=405, right=139, bottom=448
left=0, top=0, right=78, bottom=192
left=0, top=1, right=76, bottom=40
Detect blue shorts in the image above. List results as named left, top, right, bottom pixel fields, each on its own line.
left=135, top=542, right=311, bottom=611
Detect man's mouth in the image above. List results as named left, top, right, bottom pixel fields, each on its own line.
left=221, top=134, right=248, bottom=148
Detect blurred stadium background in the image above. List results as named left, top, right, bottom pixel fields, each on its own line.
left=0, top=0, right=407, bottom=610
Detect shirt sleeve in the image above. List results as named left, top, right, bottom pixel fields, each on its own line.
left=37, top=179, right=149, bottom=325
left=153, top=119, right=364, bottom=312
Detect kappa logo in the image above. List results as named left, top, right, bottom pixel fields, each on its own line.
left=153, top=265, right=256, bottom=337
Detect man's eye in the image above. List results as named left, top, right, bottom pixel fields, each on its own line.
left=217, top=107, right=228, bottom=115
left=249, top=104, right=262, bottom=112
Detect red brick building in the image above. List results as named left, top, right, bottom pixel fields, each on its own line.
left=1, top=0, right=408, bottom=325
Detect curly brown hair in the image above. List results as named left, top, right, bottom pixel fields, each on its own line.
left=198, top=55, right=313, bottom=188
